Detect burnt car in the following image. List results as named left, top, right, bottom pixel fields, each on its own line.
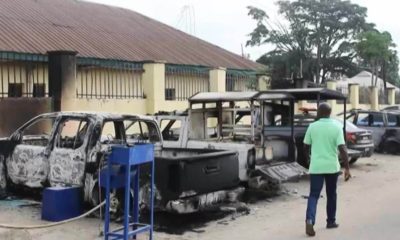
left=0, top=112, right=163, bottom=207
left=265, top=88, right=353, bottom=168
left=292, top=111, right=374, bottom=164
left=345, top=110, right=400, bottom=154
left=0, top=112, right=239, bottom=213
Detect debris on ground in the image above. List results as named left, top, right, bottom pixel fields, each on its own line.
left=0, top=197, right=40, bottom=208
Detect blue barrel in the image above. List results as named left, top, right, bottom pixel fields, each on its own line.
left=41, top=186, right=83, bottom=222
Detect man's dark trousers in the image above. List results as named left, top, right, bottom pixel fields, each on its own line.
left=306, top=173, right=339, bottom=225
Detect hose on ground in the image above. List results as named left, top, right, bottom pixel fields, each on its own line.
left=0, top=200, right=106, bottom=229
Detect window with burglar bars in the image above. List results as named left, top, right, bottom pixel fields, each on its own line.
left=226, top=71, right=256, bottom=91
left=165, top=65, right=210, bottom=101
left=0, top=52, right=49, bottom=98
left=76, top=59, right=144, bottom=99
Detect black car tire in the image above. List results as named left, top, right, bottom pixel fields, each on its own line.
left=349, top=157, right=358, bottom=165
left=384, top=141, right=399, bottom=155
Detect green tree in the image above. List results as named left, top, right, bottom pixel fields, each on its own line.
left=247, top=0, right=369, bottom=84
left=384, top=51, right=400, bottom=87
left=356, top=30, right=396, bottom=87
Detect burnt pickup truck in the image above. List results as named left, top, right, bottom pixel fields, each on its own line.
left=265, top=88, right=365, bottom=167
left=156, top=89, right=357, bottom=178
left=0, top=112, right=239, bottom=213
left=155, top=91, right=308, bottom=184
left=345, top=109, right=400, bottom=154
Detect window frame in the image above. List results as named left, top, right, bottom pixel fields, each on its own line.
left=54, top=117, right=91, bottom=150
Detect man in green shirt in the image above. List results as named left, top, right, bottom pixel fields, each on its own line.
left=303, top=103, right=351, bottom=237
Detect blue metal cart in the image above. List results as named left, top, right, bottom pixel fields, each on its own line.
left=100, top=144, right=154, bottom=240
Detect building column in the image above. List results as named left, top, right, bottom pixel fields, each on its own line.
left=258, top=75, right=270, bottom=91
left=326, top=80, right=337, bottom=109
left=370, top=86, right=379, bottom=110
left=142, top=61, right=166, bottom=114
left=388, top=87, right=396, bottom=106
left=349, top=83, right=359, bottom=110
left=47, top=50, right=77, bottom=112
left=209, top=67, right=226, bottom=92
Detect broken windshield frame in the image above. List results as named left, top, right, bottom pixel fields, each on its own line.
left=188, top=92, right=295, bottom=145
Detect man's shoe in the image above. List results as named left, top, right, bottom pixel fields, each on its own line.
left=326, top=222, right=339, bottom=229
left=306, top=221, right=316, bottom=237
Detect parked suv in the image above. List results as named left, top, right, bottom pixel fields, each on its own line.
left=345, top=110, right=400, bottom=154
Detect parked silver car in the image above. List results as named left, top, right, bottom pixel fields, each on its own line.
left=345, top=110, right=400, bottom=154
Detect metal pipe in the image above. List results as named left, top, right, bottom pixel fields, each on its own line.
left=250, top=100, right=255, bottom=142
left=42, top=61, right=46, bottom=97
left=95, top=66, right=98, bottom=99
left=119, top=64, right=122, bottom=99
left=79, top=68, right=83, bottom=98
left=7, top=52, right=10, bottom=96
left=260, top=101, right=265, bottom=146
left=19, top=58, right=22, bottom=96
left=107, top=67, right=110, bottom=98
left=85, top=68, right=88, bottom=98
left=1, top=53, right=3, bottom=97
left=217, top=101, right=223, bottom=139
left=90, top=67, right=94, bottom=98
left=290, top=100, right=295, bottom=161
left=124, top=63, right=128, bottom=98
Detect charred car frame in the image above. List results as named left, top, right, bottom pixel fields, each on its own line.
left=0, top=112, right=240, bottom=214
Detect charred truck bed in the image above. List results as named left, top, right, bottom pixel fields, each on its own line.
left=154, top=148, right=239, bottom=202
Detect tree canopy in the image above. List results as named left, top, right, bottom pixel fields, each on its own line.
left=247, top=0, right=388, bottom=85
left=356, top=30, right=399, bottom=87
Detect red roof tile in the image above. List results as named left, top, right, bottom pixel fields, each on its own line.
left=0, top=0, right=263, bottom=70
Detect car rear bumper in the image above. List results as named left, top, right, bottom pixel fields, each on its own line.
left=346, top=149, right=363, bottom=159
left=349, top=144, right=374, bottom=158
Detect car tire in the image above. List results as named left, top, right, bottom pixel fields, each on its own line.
left=384, top=141, right=399, bottom=155
left=349, top=157, right=358, bottom=165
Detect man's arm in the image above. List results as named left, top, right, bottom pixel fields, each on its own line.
left=303, top=126, right=312, bottom=165
left=338, top=144, right=351, bottom=181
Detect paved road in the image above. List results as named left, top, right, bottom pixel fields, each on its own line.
left=0, top=154, right=398, bottom=240
left=169, top=154, right=400, bottom=240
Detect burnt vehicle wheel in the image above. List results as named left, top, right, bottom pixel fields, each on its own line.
left=349, top=157, right=359, bottom=165
left=296, top=146, right=309, bottom=168
left=247, top=150, right=256, bottom=170
left=91, top=183, right=135, bottom=219
left=383, top=141, right=399, bottom=155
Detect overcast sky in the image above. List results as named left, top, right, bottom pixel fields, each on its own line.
left=86, top=0, right=400, bottom=62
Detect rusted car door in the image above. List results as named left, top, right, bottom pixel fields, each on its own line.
left=47, top=117, right=92, bottom=187
left=6, top=116, right=57, bottom=188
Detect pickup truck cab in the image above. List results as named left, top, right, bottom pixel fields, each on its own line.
left=265, top=88, right=360, bottom=167
left=156, top=91, right=307, bottom=183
